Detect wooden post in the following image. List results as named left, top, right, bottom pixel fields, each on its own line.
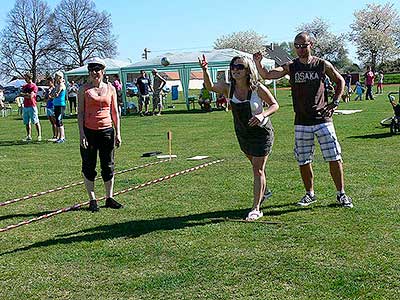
left=167, top=130, right=172, bottom=160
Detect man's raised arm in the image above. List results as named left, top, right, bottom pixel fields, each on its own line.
left=253, top=51, right=289, bottom=80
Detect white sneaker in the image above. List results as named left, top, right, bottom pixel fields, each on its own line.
left=246, top=210, right=263, bottom=221
left=22, top=136, right=32, bottom=142
left=297, top=194, right=317, bottom=206
left=337, top=194, right=354, bottom=208
left=37, top=136, right=42, bottom=141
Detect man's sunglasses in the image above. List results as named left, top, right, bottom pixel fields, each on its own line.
left=294, top=43, right=310, bottom=49
left=230, top=63, right=246, bottom=71
left=88, top=65, right=104, bottom=72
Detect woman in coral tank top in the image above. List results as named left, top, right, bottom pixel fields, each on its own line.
left=77, top=57, right=122, bottom=212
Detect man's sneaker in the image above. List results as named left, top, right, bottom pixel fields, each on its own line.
left=105, top=197, right=123, bottom=209
left=297, top=193, right=317, bottom=206
left=337, top=193, right=353, bottom=208
left=37, top=135, right=42, bottom=141
left=89, top=200, right=99, bottom=212
left=260, top=189, right=273, bottom=206
left=22, top=136, right=32, bottom=142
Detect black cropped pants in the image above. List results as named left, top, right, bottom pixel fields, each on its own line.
left=80, top=127, right=115, bottom=182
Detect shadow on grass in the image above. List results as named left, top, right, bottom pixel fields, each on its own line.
left=0, top=140, right=44, bottom=147
left=121, top=108, right=224, bottom=118
left=347, top=132, right=394, bottom=139
left=0, top=211, right=55, bottom=222
left=0, top=208, right=277, bottom=256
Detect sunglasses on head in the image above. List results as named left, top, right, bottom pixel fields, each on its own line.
left=294, top=43, right=310, bottom=49
left=88, top=64, right=104, bottom=72
left=230, top=63, right=246, bottom=71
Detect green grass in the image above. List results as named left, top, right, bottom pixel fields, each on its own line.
left=0, top=88, right=399, bottom=300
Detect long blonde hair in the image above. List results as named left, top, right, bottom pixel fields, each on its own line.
left=229, top=56, right=260, bottom=97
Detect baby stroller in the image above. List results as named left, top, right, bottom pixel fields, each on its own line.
left=380, top=88, right=400, bottom=134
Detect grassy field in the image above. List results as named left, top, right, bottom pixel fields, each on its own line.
left=0, top=87, right=399, bottom=300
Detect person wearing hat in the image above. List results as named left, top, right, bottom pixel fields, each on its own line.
left=53, top=71, right=67, bottom=143
left=20, top=72, right=42, bottom=141
left=77, top=57, right=122, bottom=212
left=151, top=68, right=166, bottom=116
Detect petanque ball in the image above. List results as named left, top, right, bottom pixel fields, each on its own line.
left=250, top=101, right=259, bottom=113
left=161, top=57, right=170, bottom=67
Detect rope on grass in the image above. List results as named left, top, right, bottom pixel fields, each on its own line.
left=0, top=159, right=171, bottom=207
left=0, top=159, right=224, bottom=233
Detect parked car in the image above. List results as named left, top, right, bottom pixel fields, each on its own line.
left=4, top=86, right=21, bottom=103
left=36, top=86, right=48, bottom=102
left=126, top=82, right=138, bottom=97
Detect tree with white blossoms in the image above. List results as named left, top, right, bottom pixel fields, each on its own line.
left=296, top=18, right=349, bottom=69
left=214, top=30, right=267, bottom=54
left=349, top=2, right=400, bottom=70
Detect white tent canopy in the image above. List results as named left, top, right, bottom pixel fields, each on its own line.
left=64, top=58, right=130, bottom=77
left=5, top=79, right=27, bottom=88
left=121, top=48, right=276, bottom=109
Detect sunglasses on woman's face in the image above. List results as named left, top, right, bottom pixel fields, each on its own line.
left=88, top=65, right=104, bottom=72
left=230, top=63, right=246, bottom=71
left=294, top=43, right=310, bottom=49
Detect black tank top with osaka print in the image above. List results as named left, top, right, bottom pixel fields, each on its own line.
left=288, top=57, right=331, bottom=125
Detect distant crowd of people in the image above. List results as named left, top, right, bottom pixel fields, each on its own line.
left=331, top=68, right=385, bottom=103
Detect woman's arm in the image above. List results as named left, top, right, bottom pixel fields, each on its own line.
left=54, top=83, right=65, bottom=97
left=248, top=83, right=279, bottom=127
left=198, top=55, right=229, bottom=97
left=110, top=84, right=121, bottom=147
left=77, top=85, right=87, bottom=148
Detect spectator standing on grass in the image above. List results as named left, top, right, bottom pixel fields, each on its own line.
left=364, top=66, right=375, bottom=100
left=199, top=54, right=279, bottom=221
left=151, top=69, right=166, bottom=116
left=45, top=77, right=57, bottom=140
left=0, top=88, right=5, bottom=110
left=77, top=57, right=122, bottom=212
left=253, top=31, right=353, bottom=208
left=376, top=71, right=384, bottom=94
left=53, top=71, right=67, bottom=143
left=345, top=71, right=352, bottom=94
left=112, top=74, right=123, bottom=116
left=20, top=72, right=41, bottom=141
left=136, top=70, right=153, bottom=116
left=67, top=80, right=78, bottom=115
left=354, top=81, right=364, bottom=101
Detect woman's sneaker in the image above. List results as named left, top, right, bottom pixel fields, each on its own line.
left=297, top=193, right=317, bottom=206
left=337, top=193, right=353, bottom=208
left=105, top=197, right=123, bottom=209
left=89, top=200, right=99, bottom=212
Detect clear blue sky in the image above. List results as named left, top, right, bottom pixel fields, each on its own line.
left=0, top=0, right=399, bottom=64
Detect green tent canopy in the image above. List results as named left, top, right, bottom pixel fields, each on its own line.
left=121, top=49, right=276, bottom=110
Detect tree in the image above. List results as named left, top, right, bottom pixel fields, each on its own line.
left=51, top=0, right=117, bottom=69
left=214, top=30, right=267, bottom=54
left=349, top=3, right=400, bottom=71
left=277, top=41, right=296, bottom=57
left=296, top=18, right=350, bottom=69
left=0, top=0, right=55, bottom=82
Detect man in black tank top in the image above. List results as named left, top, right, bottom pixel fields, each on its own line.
left=253, top=32, right=353, bottom=208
